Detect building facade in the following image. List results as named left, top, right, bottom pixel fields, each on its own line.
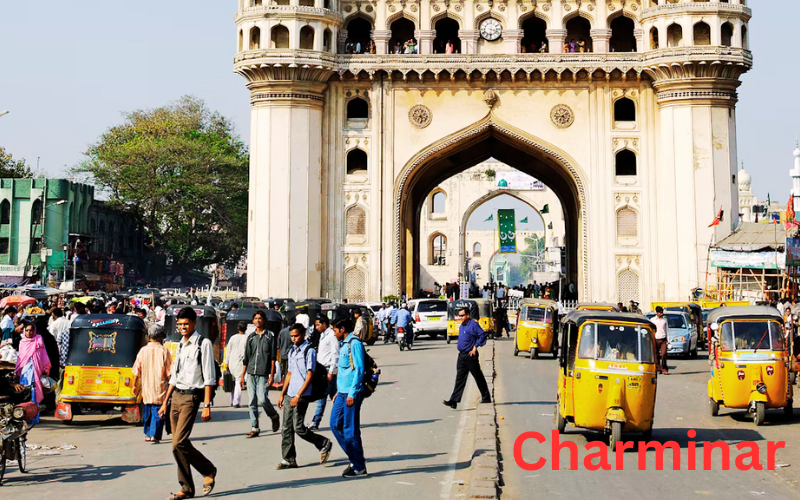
left=235, top=0, right=752, bottom=304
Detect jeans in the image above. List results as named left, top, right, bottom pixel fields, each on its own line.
left=143, top=403, right=164, bottom=440
left=330, top=391, right=366, bottom=471
left=247, top=373, right=279, bottom=429
left=281, top=398, right=328, bottom=461
left=311, top=374, right=337, bottom=426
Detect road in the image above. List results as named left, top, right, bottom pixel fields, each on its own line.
left=495, top=336, right=800, bottom=498
left=5, top=336, right=482, bottom=500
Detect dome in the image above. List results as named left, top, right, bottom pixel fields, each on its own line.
left=794, top=146, right=800, bottom=158
left=498, top=179, right=509, bottom=188
left=737, top=167, right=751, bottom=191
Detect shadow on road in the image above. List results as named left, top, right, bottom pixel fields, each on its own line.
left=327, top=452, right=446, bottom=466
left=361, top=419, right=440, bottom=429
left=5, top=463, right=169, bottom=485
left=496, top=401, right=556, bottom=406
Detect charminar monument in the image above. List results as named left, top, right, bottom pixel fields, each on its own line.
left=233, top=0, right=752, bottom=304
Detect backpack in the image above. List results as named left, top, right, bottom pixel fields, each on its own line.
left=345, top=338, right=380, bottom=398
left=301, top=345, right=329, bottom=402
left=194, top=338, right=222, bottom=403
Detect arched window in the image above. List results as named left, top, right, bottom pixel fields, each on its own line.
left=253, top=0, right=262, bottom=5
left=741, top=25, right=748, bottom=49
left=667, top=23, right=683, bottom=47
left=323, top=29, right=332, bottom=52
left=271, top=25, right=289, bottom=48
left=614, top=98, right=636, bottom=122
left=347, top=98, right=369, bottom=119
left=521, top=16, right=547, bottom=53
left=693, top=21, right=711, bottom=46
left=565, top=17, right=592, bottom=52
left=618, top=270, right=640, bottom=304
left=239, top=30, right=244, bottom=52
left=473, top=242, right=482, bottom=257
left=345, top=206, right=366, bottom=236
left=250, top=27, right=261, bottom=49
left=431, top=191, right=446, bottom=213
left=617, top=207, right=638, bottom=238
left=345, top=17, right=373, bottom=54
left=31, top=199, right=42, bottom=224
left=615, top=150, right=637, bottom=176
left=389, top=18, right=416, bottom=54
left=721, top=22, right=733, bottom=47
left=346, top=149, right=368, bottom=175
left=299, top=26, right=314, bottom=49
left=609, top=16, right=637, bottom=52
left=434, top=18, right=461, bottom=54
left=649, top=27, right=659, bottom=50
left=344, top=266, right=366, bottom=303
left=0, top=200, right=9, bottom=225
left=431, top=234, right=447, bottom=266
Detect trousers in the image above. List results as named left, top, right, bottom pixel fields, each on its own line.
left=330, top=392, right=366, bottom=471
left=311, top=374, right=338, bottom=426
left=170, top=392, right=216, bottom=496
left=656, top=339, right=668, bottom=374
left=247, top=373, right=279, bottom=429
left=281, top=398, right=328, bottom=461
left=143, top=403, right=164, bottom=440
left=448, top=351, right=491, bottom=403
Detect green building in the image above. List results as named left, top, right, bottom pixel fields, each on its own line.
left=0, top=178, right=93, bottom=284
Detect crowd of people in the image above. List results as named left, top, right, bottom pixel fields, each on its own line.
left=343, top=39, right=376, bottom=54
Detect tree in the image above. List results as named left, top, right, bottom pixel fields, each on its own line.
left=75, top=96, right=249, bottom=275
left=0, top=146, right=33, bottom=178
left=515, top=235, right=545, bottom=283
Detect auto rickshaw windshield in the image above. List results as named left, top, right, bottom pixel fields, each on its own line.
left=719, top=321, right=784, bottom=351
left=523, top=307, right=552, bottom=324
left=577, top=322, right=655, bottom=363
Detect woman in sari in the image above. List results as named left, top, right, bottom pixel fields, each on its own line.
left=15, top=323, right=51, bottom=423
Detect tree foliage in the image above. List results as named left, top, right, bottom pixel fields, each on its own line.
left=511, top=235, right=545, bottom=284
left=0, top=146, right=33, bottom=178
left=75, top=96, right=249, bottom=273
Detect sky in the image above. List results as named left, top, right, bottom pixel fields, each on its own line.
left=0, top=1, right=797, bottom=203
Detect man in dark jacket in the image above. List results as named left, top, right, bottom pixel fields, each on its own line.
left=242, top=311, right=280, bottom=438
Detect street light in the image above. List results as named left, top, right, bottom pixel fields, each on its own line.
left=62, top=244, right=69, bottom=283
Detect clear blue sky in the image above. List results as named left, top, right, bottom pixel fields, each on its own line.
left=0, top=1, right=796, bottom=203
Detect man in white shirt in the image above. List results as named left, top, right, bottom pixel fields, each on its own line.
left=295, top=307, right=310, bottom=329
left=309, top=316, right=339, bottom=430
left=651, top=306, right=669, bottom=375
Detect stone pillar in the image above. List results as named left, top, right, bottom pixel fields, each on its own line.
left=246, top=80, right=328, bottom=299
left=373, top=29, right=391, bottom=53
left=634, top=28, right=644, bottom=53
left=546, top=29, right=567, bottom=54
left=504, top=29, right=523, bottom=53
left=459, top=30, right=480, bottom=54
left=416, top=30, right=436, bottom=54
left=591, top=29, right=611, bottom=53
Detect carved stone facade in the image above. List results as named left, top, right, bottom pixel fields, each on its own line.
left=234, top=0, right=752, bottom=304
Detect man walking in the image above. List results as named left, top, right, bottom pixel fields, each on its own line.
left=310, top=316, right=339, bottom=430
left=49, top=307, right=71, bottom=403
left=242, top=310, right=280, bottom=437
left=132, top=327, right=172, bottom=443
left=276, top=324, right=333, bottom=469
left=223, top=321, right=249, bottom=408
left=652, top=306, right=669, bottom=375
left=352, top=308, right=367, bottom=340
left=330, top=318, right=368, bottom=478
left=277, top=321, right=292, bottom=384
left=158, top=307, right=217, bottom=499
left=443, top=307, right=491, bottom=409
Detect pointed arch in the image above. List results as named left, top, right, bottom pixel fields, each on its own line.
left=0, top=199, right=9, bottom=225
left=517, top=10, right=549, bottom=29
left=473, top=10, right=505, bottom=30
left=385, top=10, right=418, bottom=30
left=344, top=265, right=367, bottom=303
left=562, top=10, right=594, bottom=28
left=430, top=10, right=463, bottom=29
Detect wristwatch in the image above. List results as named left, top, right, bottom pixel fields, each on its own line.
left=202, top=403, right=211, bottom=409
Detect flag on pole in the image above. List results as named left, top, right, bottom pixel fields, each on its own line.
left=520, top=217, right=528, bottom=224
left=541, top=204, right=549, bottom=214
left=498, top=209, right=517, bottom=253
left=484, top=214, right=494, bottom=222
left=786, top=196, right=797, bottom=229
left=708, top=206, right=724, bottom=227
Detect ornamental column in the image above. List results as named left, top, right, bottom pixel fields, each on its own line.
left=546, top=29, right=567, bottom=54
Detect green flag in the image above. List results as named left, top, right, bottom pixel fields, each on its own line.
left=484, top=214, right=494, bottom=222
left=541, top=204, right=550, bottom=214
left=498, top=209, right=517, bottom=254
left=520, top=217, right=528, bottom=224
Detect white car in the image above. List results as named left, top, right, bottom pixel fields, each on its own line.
left=407, top=299, right=448, bottom=338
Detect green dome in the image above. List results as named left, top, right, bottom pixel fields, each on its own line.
left=498, top=179, right=508, bottom=187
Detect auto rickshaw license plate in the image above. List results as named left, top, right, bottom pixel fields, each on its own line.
left=626, top=376, right=641, bottom=390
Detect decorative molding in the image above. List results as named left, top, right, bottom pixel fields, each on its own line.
left=483, top=89, right=499, bottom=108
left=408, top=104, right=433, bottom=128
left=550, top=104, right=574, bottom=128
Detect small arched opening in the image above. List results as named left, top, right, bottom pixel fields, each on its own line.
left=271, top=25, right=290, bottom=48
left=618, top=269, right=640, bottom=304
left=238, top=30, right=244, bottom=51
left=299, top=25, right=315, bottom=49
left=565, top=16, right=592, bottom=52
left=721, top=22, right=733, bottom=47
left=250, top=26, right=261, bottom=49
left=0, top=200, right=9, bottom=225
left=430, top=234, right=447, bottom=266
left=667, top=23, right=683, bottom=47
left=521, top=16, right=547, bottom=53
left=31, top=199, right=42, bottom=224
left=473, top=242, right=482, bottom=258
left=649, top=27, right=659, bottom=49
left=434, top=18, right=461, bottom=54
left=614, top=97, right=636, bottom=124
left=431, top=191, right=446, bottom=214
left=344, top=266, right=367, bottom=303
left=615, top=150, right=637, bottom=177
left=345, top=205, right=367, bottom=236
left=346, top=149, right=368, bottom=175
left=609, top=16, right=637, bottom=52
left=323, top=29, right=332, bottom=52
left=347, top=98, right=369, bottom=120
left=741, top=25, right=748, bottom=49
left=616, top=207, right=638, bottom=239
left=389, top=18, right=416, bottom=54
left=345, top=17, right=373, bottom=54
left=693, top=21, right=711, bottom=46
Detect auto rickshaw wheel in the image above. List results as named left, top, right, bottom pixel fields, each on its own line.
left=530, top=347, right=538, bottom=359
left=754, top=402, right=766, bottom=426
left=642, top=427, right=653, bottom=440
left=555, top=408, right=566, bottom=433
left=609, top=421, right=622, bottom=452
left=16, top=437, right=26, bottom=473
left=785, top=399, right=793, bottom=418
left=691, top=346, right=698, bottom=358
left=709, top=398, right=719, bottom=417
left=513, top=340, right=519, bottom=357
left=446, top=336, right=451, bottom=345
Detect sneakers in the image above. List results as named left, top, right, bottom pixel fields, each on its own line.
left=320, top=440, right=333, bottom=464
left=246, top=428, right=260, bottom=438
left=271, top=416, right=281, bottom=432
left=276, top=460, right=298, bottom=470
left=442, top=400, right=457, bottom=409
left=309, top=423, right=320, bottom=431
left=342, top=466, right=368, bottom=478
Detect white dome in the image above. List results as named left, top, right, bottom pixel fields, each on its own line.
left=794, top=146, right=800, bottom=158
left=738, top=168, right=751, bottom=190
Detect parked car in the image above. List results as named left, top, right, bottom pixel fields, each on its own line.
left=646, top=311, right=698, bottom=358
left=408, top=299, right=448, bottom=338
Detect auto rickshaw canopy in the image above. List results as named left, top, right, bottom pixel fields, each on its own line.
left=562, top=310, right=655, bottom=329
left=448, top=300, right=480, bottom=320
left=707, top=306, right=783, bottom=326
left=576, top=302, right=620, bottom=312
left=164, top=305, right=220, bottom=344
left=66, top=315, right=147, bottom=368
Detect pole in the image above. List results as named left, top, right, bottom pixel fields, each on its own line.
left=704, top=229, right=715, bottom=299
left=73, top=239, right=80, bottom=291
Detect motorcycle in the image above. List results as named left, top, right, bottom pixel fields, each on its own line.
left=0, top=392, right=39, bottom=484
left=383, top=322, right=394, bottom=344
left=397, top=325, right=413, bottom=351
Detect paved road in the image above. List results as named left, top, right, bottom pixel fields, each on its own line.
left=5, top=336, right=481, bottom=500
left=495, top=336, right=800, bottom=499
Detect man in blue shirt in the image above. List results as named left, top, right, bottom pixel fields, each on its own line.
left=330, top=318, right=368, bottom=478
left=443, top=306, right=491, bottom=409
left=387, top=303, right=400, bottom=343
left=394, top=305, right=413, bottom=346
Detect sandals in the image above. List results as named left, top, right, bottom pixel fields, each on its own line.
left=168, top=494, right=192, bottom=500
left=202, top=474, right=216, bottom=496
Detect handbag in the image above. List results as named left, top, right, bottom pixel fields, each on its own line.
left=222, top=368, right=235, bottom=393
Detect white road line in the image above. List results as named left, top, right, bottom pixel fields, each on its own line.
left=440, top=385, right=472, bottom=500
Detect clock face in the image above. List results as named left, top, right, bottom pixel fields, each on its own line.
left=480, top=18, right=502, bottom=41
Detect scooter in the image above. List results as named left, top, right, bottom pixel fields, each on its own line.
left=397, top=326, right=413, bottom=351
left=384, top=322, right=394, bottom=344
left=0, top=390, right=40, bottom=484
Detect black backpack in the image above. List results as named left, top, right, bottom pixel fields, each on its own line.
left=301, top=345, right=329, bottom=402
left=345, top=338, right=380, bottom=399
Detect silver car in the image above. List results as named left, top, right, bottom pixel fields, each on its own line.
left=647, top=311, right=698, bottom=358
left=407, top=299, right=448, bottom=338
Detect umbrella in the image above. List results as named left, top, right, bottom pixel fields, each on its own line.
left=68, top=296, right=95, bottom=305
left=0, top=295, right=37, bottom=308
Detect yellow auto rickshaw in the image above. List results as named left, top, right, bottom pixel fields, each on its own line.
left=447, top=300, right=495, bottom=344
left=576, top=302, right=620, bottom=312
left=556, top=311, right=658, bottom=450
left=707, top=306, right=793, bottom=425
left=514, top=299, right=558, bottom=359
left=56, top=314, right=147, bottom=423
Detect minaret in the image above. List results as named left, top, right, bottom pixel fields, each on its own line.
left=233, top=1, right=341, bottom=299
left=791, top=141, right=800, bottom=207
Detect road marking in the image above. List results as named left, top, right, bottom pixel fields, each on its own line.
left=440, top=397, right=471, bottom=499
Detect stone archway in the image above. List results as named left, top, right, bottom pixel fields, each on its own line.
left=395, top=113, right=589, bottom=299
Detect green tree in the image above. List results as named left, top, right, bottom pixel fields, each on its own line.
left=0, top=146, right=33, bottom=178
left=75, top=96, right=249, bottom=274
left=516, top=235, right=545, bottom=283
